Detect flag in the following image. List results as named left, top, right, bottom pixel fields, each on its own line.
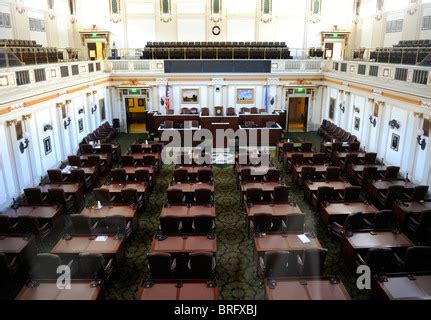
left=264, top=85, right=269, bottom=112
left=165, top=85, right=171, bottom=112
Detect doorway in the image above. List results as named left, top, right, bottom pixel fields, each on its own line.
left=324, top=41, right=344, bottom=60
left=125, top=97, right=147, bottom=133
left=87, top=42, right=105, bottom=61
left=287, top=97, right=308, bottom=132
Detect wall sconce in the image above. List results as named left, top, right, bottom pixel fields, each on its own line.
left=339, top=103, right=345, bottom=113
left=19, top=138, right=30, bottom=154
left=388, top=119, right=400, bottom=130
left=22, top=114, right=31, bottom=121
left=91, top=105, right=98, bottom=114
left=6, top=119, right=17, bottom=127
left=353, top=107, right=360, bottom=113
left=369, top=115, right=377, bottom=128
left=78, top=108, right=85, bottom=115
left=16, top=3, right=25, bottom=14
left=417, top=129, right=426, bottom=150
left=43, top=124, right=53, bottom=132
left=63, top=117, right=71, bottom=130
left=48, top=9, right=55, bottom=20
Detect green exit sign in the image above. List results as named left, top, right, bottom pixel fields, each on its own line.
left=92, top=33, right=98, bottom=38
left=129, top=88, right=139, bottom=94
left=295, top=88, right=305, bottom=93
left=332, top=33, right=338, bottom=38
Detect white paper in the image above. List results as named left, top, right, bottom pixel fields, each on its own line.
left=298, top=234, right=311, bottom=243
left=95, top=236, right=108, bottom=242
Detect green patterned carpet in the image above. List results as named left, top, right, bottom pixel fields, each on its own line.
left=101, top=132, right=370, bottom=300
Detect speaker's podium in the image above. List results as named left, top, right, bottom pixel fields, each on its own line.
left=214, top=106, right=223, bottom=116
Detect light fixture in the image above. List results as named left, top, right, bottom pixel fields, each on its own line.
left=407, top=1, right=417, bottom=16
left=160, top=0, right=172, bottom=23
left=43, top=124, right=53, bottom=132
left=352, top=15, right=359, bottom=24
left=388, top=119, right=400, bottom=130
left=91, top=105, right=98, bottom=114
left=417, top=129, right=426, bottom=150
left=6, top=119, right=17, bottom=127
left=64, top=117, right=71, bottom=130
left=109, top=0, right=122, bottom=23
left=78, top=108, right=85, bottom=115
left=48, top=9, right=55, bottom=20
left=339, top=103, right=345, bottom=113
left=375, top=10, right=383, bottom=21
left=19, top=138, right=30, bottom=154
left=369, top=115, right=377, bottom=127
left=353, top=106, right=360, bottom=113
left=15, top=1, right=25, bottom=14
left=210, top=0, right=222, bottom=22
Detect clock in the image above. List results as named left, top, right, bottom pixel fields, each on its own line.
left=212, top=25, right=221, bottom=36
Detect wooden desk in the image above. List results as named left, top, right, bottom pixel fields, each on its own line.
left=393, top=201, right=431, bottom=228
left=16, top=280, right=102, bottom=300
left=367, top=180, right=417, bottom=200
left=2, top=205, right=63, bottom=230
left=39, top=183, right=84, bottom=205
left=240, top=182, right=282, bottom=195
left=254, top=234, right=322, bottom=254
left=176, top=165, right=213, bottom=180
left=122, top=166, right=156, bottom=187
left=0, top=235, right=36, bottom=267
left=332, top=151, right=365, bottom=166
left=246, top=203, right=302, bottom=228
left=150, top=235, right=217, bottom=253
left=129, top=153, right=161, bottom=171
left=237, top=124, right=282, bottom=147
left=292, top=164, right=328, bottom=186
left=51, top=235, right=125, bottom=262
left=341, top=231, right=414, bottom=263
left=373, top=273, right=431, bottom=300
left=137, top=281, right=218, bottom=300
left=160, top=205, right=216, bottom=218
left=265, top=277, right=351, bottom=300
left=80, top=205, right=139, bottom=231
left=304, top=181, right=352, bottom=204
left=107, top=182, right=148, bottom=205
left=346, top=164, right=387, bottom=183
left=320, top=201, right=379, bottom=226
left=167, top=182, right=214, bottom=194
left=80, top=153, right=112, bottom=168
left=283, top=152, right=314, bottom=168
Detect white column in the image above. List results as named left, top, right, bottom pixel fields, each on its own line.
left=208, top=85, right=214, bottom=113
left=222, top=85, right=228, bottom=108
left=152, top=85, right=159, bottom=112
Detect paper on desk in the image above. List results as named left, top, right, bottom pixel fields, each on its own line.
left=95, top=236, right=108, bottom=242
left=297, top=234, right=311, bottom=243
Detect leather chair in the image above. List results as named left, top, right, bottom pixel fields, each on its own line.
left=70, top=214, right=99, bottom=235
left=68, top=155, right=83, bottom=167
left=143, top=155, right=156, bottom=167
left=382, top=166, right=400, bottom=180
left=312, top=153, right=325, bottom=165
left=135, top=169, right=152, bottom=189
left=258, top=251, right=297, bottom=278
left=298, top=248, right=328, bottom=277
left=24, top=188, right=48, bottom=205
left=406, top=210, right=431, bottom=245
left=403, top=185, right=429, bottom=202
left=70, top=169, right=92, bottom=190
left=147, top=252, right=176, bottom=279
left=192, top=215, right=215, bottom=234
left=121, top=155, right=137, bottom=166
left=88, top=155, right=108, bottom=175
left=250, top=107, right=259, bottom=114
left=354, top=166, right=377, bottom=188
left=0, top=253, right=20, bottom=290
left=226, top=107, right=236, bottom=116
left=188, top=252, right=216, bottom=279
left=250, top=213, right=273, bottom=235
left=323, top=166, right=340, bottom=181
left=285, top=153, right=303, bottom=173
left=338, top=186, right=361, bottom=202
left=239, top=168, right=254, bottom=185
left=173, top=168, right=188, bottom=183
left=356, top=248, right=399, bottom=274
left=130, top=144, right=142, bottom=153
left=339, top=153, right=358, bottom=171
left=311, top=186, right=334, bottom=209
left=48, top=188, right=75, bottom=211
left=201, top=107, right=209, bottom=116
left=329, top=212, right=365, bottom=239
left=397, top=246, right=431, bottom=273
left=121, top=188, right=144, bottom=211
left=300, top=142, right=313, bottom=152
left=159, top=215, right=181, bottom=234
left=362, top=210, right=395, bottom=231
left=195, top=188, right=213, bottom=205
left=0, top=216, right=20, bottom=234
left=265, top=168, right=280, bottom=182
left=47, top=169, right=65, bottom=183
left=79, top=253, right=115, bottom=281
left=282, top=213, right=305, bottom=234
left=243, top=188, right=263, bottom=208
left=111, top=168, right=127, bottom=183
left=361, top=152, right=377, bottom=165
left=348, top=141, right=360, bottom=152
left=19, top=216, right=52, bottom=240
left=279, top=142, right=294, bottom=162
left=105, top=215, right=132, bottom=239
left=272, top=185, right=290, bottom=203
left=197, top=168, right=212, bottom=183
left=93, top=188, right=116, bottom=206
left=166, top=189, right=185, bottom=205
left=31, top=253, right=71, bottom=280
left=297, top=166, right=316, bottom=187
left=377, top=185, right=404, bottom=209
left=80, top=144, right=94, bottom=154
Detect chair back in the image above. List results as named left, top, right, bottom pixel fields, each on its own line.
left=31, top=253, right=61, bottom=279
left=195, top=188, right=212, bottom=205
left=193, top=215, right=214, bottom=234
left=68, top=155, right=82, bottom=167
left=79, top=253, right=105, bottom=279
left=167, top=189, right=184, bottom=205
left=384, top=166, right=400, bottom=180
left=300, top=248, right=328, bottom=276
left=189, top=252, right=214, bottom=279
left=47, top=169, right=63, bottom=183
left=147, top=252, right=174, bottom=279
left=253, top=213, right=272, bottom=234
left=273, top=185, right=290, bottom=203
left=160, top=215, right=180, bottom=234
left=24, top=188, right=44, bottom=205
left=111, top=168, right=127, bottom=183
left=70, top=214, right=93, bottom=234
left=343, top=186, right=361, bottom=202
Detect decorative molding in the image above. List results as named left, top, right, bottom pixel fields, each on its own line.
left=388, top=119, right=400, bottom=130
left=6, top=119, right=17, bottom=127
left=22, top=114, right=31, bottom=121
